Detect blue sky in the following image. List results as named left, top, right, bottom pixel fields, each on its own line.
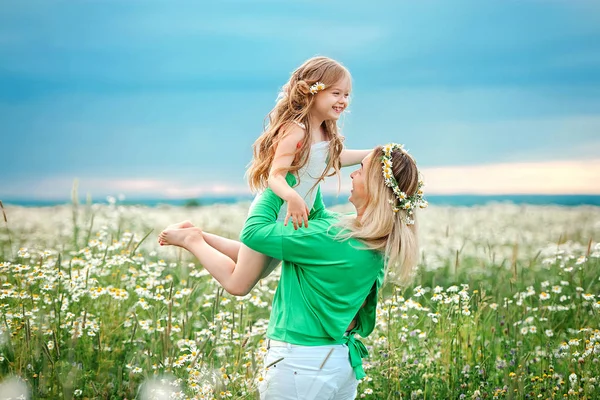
left=2, top=0, right=600, bottom=199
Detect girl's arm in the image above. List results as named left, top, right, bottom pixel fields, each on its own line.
left=267, top=124, right=310, bottom=229
left=340, top=149, right=372, bottom=167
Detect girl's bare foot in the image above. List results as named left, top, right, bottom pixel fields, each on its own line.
left=159, top=220, right=195, bottom=245
left=166, top=220, right=194, bottom=230
left=159, top=227, right=203, bottom=249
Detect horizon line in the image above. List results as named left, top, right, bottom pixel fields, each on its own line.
left=3, top=193, right=600, bottom=202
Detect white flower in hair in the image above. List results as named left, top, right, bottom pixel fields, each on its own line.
left=309, top=82, right=326, bottom=94
left=383, top=143, right=397, bottom=155
left=383, top=167, right=393, bottom=181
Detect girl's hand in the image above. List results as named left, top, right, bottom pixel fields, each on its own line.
left=284, top=193, right=310, bottom=230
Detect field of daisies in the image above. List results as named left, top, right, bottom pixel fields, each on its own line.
left=0, top=198, right=599, bottom=399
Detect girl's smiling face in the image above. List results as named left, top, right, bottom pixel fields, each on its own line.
left=311, top=76, right=351, bottom=121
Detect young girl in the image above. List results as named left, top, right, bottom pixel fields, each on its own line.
left=159, top=56, right=370, bottom=295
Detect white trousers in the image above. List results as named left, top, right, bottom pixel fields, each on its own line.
left=258, top=340, right=359, bottom=400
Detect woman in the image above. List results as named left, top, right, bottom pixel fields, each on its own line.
left=159, top=143, right=426, bottom=399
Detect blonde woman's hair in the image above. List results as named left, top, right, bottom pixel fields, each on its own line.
left=247, top=56, right=350, bottom=193
left=337, top=146, right=421, bottom=285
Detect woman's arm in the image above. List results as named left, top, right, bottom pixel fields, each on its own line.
left=183, top=185, right=328, bottom=295
left=340, top=149, right=371, bottom=167
left=240, top=183, right=341, bottom=264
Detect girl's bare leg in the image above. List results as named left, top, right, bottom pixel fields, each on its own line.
left=160, top=221, right=241, bottom=261
left=237, top=243, right=281, bottom=280
left=160, top=227, right=273, bottom=296
left=202, top=232, right=242, bottom=263
left=160, top=222, right=280, bottom=278
left=202, top=234, right=281, bottom=279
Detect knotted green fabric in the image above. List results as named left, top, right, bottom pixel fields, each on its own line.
left=343, top=333, right=369, bottom=379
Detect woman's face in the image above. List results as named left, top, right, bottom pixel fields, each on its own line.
left=349, top=151, right=373, bottom=212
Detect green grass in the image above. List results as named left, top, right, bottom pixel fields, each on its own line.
left=0, top=201, right=599, bottom=399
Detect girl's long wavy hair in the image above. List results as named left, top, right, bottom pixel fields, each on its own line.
left=337, top=146, right=421, bottom=285
left=247, top=56, right=350, bottom=193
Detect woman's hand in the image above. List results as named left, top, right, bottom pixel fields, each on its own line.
left=284, top=193, right=310, bottom=230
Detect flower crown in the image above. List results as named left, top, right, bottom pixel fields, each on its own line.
left=381, top=143, right=428, bottom=225
left=309, top=82, right=326, bottom=95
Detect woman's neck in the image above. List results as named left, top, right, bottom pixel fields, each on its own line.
left=355, top=206, right=365, bottom=222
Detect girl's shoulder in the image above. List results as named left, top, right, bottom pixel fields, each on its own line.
left=281, top=120, right=306, bottom=135
left=279, top=121, right=307, bottom=143
left=292, top=120, right=306, bottom=130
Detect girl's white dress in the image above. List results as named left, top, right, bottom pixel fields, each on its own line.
left=247, top=140, right=329, bottom=276
left=248, top=140, right=329, bottom=221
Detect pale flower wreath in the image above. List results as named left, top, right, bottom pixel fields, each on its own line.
left=381, top=143, right=428, bottom=225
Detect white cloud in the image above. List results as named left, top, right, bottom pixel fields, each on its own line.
left=0, top=176, right=251, bottom=200
left=418, top=159, right=600, bottom=195
left=322, top=159, right=600, bottom=195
